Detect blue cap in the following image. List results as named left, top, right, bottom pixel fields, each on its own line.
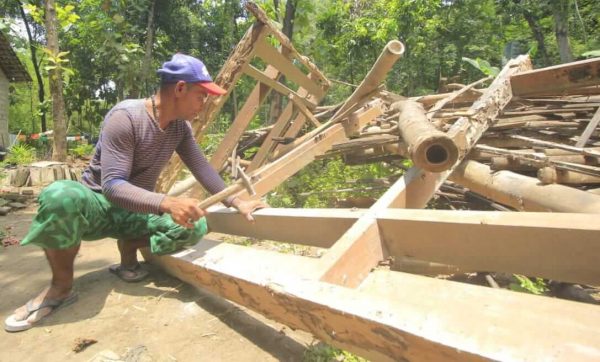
left=157, top=53, right=226, bottom=95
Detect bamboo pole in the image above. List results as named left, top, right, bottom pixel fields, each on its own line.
left=538, top=167, right=600, bottom=184
left=331, top=41, right=405, bottom=121
left=393, top=100, right=459, bottom=172
left=448, top=160, right=600, bottom=213
left=491, top=154, right=599, bottom=171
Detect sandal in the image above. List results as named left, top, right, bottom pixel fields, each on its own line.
left=108, top=263, right=149, bottom=283
left=4, top=292, right=78, bottom=332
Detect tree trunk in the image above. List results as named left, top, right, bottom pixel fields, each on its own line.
left=552, top=0, right=574, bottom=63
left=44, top=0, right=68, bottom=161
left=141, top=0, right=156, bottom=96
left=16, top=0, right=46, bottom=132
left=522, top=8, right=549, bottom=67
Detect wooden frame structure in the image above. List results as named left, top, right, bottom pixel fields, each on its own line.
left=147, top=3, right=600, bottom=361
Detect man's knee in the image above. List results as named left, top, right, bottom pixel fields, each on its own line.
left=38, top=180, right=90, bottom=216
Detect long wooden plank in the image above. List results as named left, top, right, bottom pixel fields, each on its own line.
left=377, top=209, right=600, bottom=285
left=254, top=38, right=325, bottom=99
left=205, top=207, right=363, bottom=247
left=511, top=57, right=600, bottom=97
left=235, top=123, right=348, bottom=199
left=358, top=270, right=600, bottom=362
left=143, top=244, right=600, bottom=361
left=143, top=246, right=479, bottom=362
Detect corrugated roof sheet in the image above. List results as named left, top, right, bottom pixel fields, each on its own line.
left=0, top=32, right=31, bottom=82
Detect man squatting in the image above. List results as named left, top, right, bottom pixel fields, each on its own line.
left=5, top=53, right=266, bottom=332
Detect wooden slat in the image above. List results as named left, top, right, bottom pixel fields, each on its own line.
left=246, top=97, right=303, bottom=172
left=205, top=207, right=363, bottom=247
left=209, top=66, right=278, bottom=172
left=377, top=209, right=600, bottom=285
left=511, top=57, right=600, bottom=97
left=246, top=2, right=329, bottom=90
left=242, top=64, right=317, bottom=109
left=254, top=39, right=325, bottom=99
left=576, top=107, right=600, bottom=147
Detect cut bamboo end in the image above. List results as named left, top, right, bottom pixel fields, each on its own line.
left=411, top=136, right=459, bottom=172
left=385, top=40, right=405, bottom=56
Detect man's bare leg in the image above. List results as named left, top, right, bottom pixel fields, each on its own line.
left=116, top=238, right=150, bottom=279
left=10, top=245, right=80, bottom=322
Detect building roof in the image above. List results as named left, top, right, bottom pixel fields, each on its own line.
left=0, top=32, right=31, bottom=82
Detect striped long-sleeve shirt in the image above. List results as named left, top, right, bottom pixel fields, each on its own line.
left=81, top=99, right=226, bottom=214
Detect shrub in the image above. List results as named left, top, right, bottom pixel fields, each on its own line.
left=70, top=143, right=95, bottom=159
left=5, top=144, right=36, bottom=165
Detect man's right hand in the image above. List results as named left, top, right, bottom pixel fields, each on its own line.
left=160, top=196, right=206, bottom=228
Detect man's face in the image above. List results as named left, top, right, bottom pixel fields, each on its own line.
left=174, top=81, right=209, bottom=120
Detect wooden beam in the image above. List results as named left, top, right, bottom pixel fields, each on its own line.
left=358, top=270, right=600, bottom=361
left=205, top=207, right=363, bottom=248
left=377, top=208, right=600, bottom=285
left=511, top=57, right=600, bottom=97
left=143, top=243, right=600, bottom=361
left=245, top=2, right=329, bottom=90
left=254, top=38, right=325, bottom=99
left=341, top=99, right=385, bottom=138
left=242, top=64, right=317, bottom=109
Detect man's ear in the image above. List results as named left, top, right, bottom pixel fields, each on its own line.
left=174, top=81, right=187, bottom=96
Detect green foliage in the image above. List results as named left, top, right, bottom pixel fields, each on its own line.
left=4, top=144, right=37, bottom=165
left=267, top=158, right=401, bottom=208
left=462, top=57, right=500, bottom=77
left=304, top=343, right=366, bottom=362
left=510, top=275, right=548, bottom=295
left=5, top=0, right=600, bottom=157
left=582, top=50, right=600, bottom=58
left=69, top=143, right=95, bottom=158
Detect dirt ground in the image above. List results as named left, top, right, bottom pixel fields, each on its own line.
left=0, top=205, right=314, bottom=362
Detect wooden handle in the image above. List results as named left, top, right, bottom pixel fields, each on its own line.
left=197, top=183, right=244, bottom=209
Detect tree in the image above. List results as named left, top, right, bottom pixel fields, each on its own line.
left=552, top=0, right=574, bottom=63
left=44, top=0, right=68, bottom=161
left=15, top=0, right=48, bottom=132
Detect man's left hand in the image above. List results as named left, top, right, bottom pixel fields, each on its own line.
left=231, top=198, right=269, bottom=222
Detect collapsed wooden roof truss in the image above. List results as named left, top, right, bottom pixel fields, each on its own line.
left=149, top=3, right=600, bottom=361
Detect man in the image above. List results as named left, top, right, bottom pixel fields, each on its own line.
left=4, top=53, right=266, bottom=332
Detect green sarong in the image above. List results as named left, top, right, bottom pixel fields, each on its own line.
left=20, top=180, right=207, bottom=255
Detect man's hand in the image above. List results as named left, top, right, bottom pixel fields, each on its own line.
left=231, top=197, right=268, bottom=222
left=160, top=196, right=206, bottom=228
